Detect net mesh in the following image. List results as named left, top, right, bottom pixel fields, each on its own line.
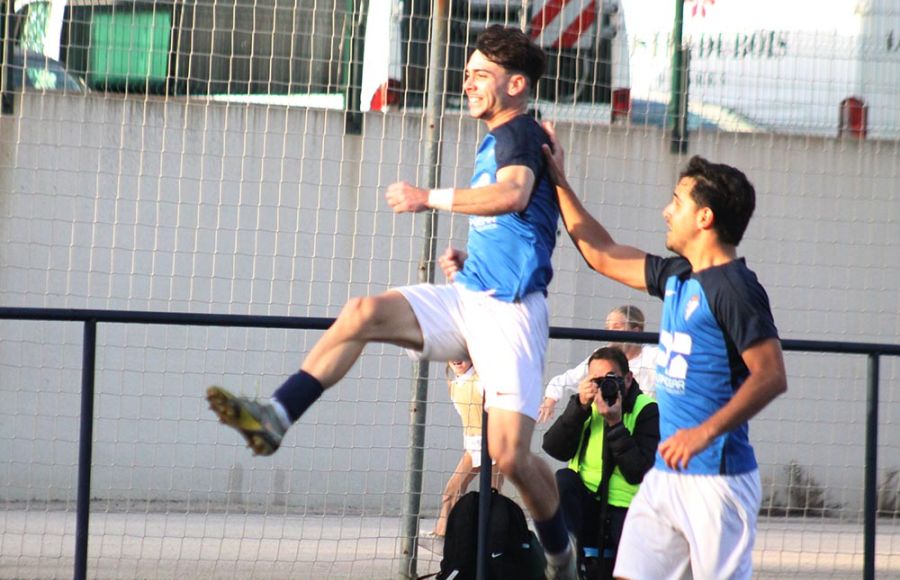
left=1, top=0, right=899, bottom=577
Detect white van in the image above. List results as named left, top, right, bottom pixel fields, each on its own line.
left=621, top=0, right=900, bottom=139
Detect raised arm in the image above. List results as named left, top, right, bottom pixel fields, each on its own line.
left=542, top=123, right=648, bottom=291
left=385, top=165, right=534, bottom=216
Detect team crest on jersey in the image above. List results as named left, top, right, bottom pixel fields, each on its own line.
left=684, top=295, right=700, bottom=321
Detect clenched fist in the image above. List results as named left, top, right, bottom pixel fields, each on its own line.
left=438, top=247, right=467, bottom=281
left=385, top=181, right=429, bottom=213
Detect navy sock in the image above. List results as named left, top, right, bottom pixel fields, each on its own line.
left=272, top=371, right=324, bottom=423
left=534, top=507, right=570, bottom=556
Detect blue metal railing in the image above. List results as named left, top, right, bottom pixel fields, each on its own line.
left=0, top=307, right=897, bottom=580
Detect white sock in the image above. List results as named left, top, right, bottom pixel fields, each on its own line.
left=270, top=398, right=292, bottom=430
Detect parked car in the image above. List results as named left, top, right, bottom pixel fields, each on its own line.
left=629, top=98, right=763, bottom=133
left=5, top=47, right=87, bottom=93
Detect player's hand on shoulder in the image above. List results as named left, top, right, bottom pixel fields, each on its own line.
left=438, top=247, right=467, bottom=281
left=541, top=121, right=567, bottom=185
left=386, top=181, right=429, bottom=213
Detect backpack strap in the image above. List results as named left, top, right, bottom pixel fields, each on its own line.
left=591, top=425, right=615, bottom=558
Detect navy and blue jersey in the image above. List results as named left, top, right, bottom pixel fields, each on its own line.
left=454, top=115, right=559, bottom=302
left=645, top=254, right=779, bottom=475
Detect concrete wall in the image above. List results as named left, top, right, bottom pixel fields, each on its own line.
left=0, top=92, right=897, bottom=515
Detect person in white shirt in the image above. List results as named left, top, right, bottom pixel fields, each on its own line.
left=538, top=305, right=657, bottom=423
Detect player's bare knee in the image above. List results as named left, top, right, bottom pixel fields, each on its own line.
left=493, top=450, right=527, bottom=482
left=337, top=296, right=383, bottom=334
left=494, top=456, right=516, bottom=480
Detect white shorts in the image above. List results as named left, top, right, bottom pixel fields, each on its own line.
left=395, top=283, right=548, bottom=419
left=614, top=468, right=761, bottom=580
left=464, top=435, right=484, bottom=469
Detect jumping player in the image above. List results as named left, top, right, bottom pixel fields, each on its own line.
left=207, top=26, right=577, bottom=579
left=542, top=124, right=787, bottom=579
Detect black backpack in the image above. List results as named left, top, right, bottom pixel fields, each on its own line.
left=435, top=488, right=546, bottom=580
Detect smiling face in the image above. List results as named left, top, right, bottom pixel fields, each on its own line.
left=463, top=50, right=526, bottom=129
left=448, top=359, right=473, bottom=376
left=663, top=176, right=706, bottom=256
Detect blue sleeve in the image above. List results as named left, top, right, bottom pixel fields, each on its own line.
left=644, top=254, right=691, bottom=299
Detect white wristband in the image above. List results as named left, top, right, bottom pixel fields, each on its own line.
left=428, top=188, right=454, bottom=211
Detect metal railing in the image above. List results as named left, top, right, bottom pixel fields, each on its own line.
left=1, top=306, right=897, bottom=580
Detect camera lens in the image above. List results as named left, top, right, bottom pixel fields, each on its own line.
left=594, top=373, right=623, bottom=406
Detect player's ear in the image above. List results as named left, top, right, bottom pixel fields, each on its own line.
left=697, top=206, right=715, bottom=230
left=507, top=73, right=528, bottom=97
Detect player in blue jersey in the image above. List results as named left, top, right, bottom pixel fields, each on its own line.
left=542, top=124, right=787, bottom=580
left=207, top=26, right=577, bottom=579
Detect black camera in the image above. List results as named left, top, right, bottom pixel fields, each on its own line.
left=592, top=373, right=625, bottom=406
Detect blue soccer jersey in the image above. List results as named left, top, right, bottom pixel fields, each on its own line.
left=645, top=255, right=779, bottom=475
left=454, top=115, right=559, bottom=302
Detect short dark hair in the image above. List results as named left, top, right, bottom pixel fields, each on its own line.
left=475, top=25, right=546, bottom=90
left=680, top=156, right=756, bottom=246
left=588, top=346, right=629, bottom=377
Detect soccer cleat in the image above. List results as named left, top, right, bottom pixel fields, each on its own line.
left=206, top=386, right=286, bottom=456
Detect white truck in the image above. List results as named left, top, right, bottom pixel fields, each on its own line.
left=621, top=0, right=900, bottom=138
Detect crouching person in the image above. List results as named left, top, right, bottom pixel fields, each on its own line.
left=542, top=347, right=659, bottom=579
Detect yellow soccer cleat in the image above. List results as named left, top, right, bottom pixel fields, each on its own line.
left=206, top=386, right=286, bottom=456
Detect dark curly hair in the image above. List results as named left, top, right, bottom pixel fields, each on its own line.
left=680, top=156, right=756, bottom=246
left=475, top=25, right=546, bottom=91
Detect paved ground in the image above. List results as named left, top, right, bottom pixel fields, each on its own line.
left=2, top=510, right=899, bottom=579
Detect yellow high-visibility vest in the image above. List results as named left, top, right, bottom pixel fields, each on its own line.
left=567, top=392, right=654, bottom=507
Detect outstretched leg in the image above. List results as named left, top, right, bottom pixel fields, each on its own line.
left=208, top=290, right=424, bottom=454
left=300, top=290, right=424, bottom=388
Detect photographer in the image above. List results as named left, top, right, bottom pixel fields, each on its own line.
left=542, top=347, right=659, bottom=580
